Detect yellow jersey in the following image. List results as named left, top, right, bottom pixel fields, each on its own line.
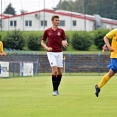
left=0, top=41, right=3, bottom=53
left=106, top=29, right=117, bottom=58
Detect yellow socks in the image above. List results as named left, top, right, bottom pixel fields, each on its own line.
left=98, top=74, right=110, bottom=89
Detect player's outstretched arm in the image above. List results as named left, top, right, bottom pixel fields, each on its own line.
left=62, top=40, right=68, bottom=48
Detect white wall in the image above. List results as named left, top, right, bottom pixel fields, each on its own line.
left=2, top=10, right=117, bottom=31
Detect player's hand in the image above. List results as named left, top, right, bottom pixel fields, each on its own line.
left=0, top=52, right=6, bottom=56
left=107, top=46, right=114, bottom=52
left=62, top=40, right=68, bottom=48
left=46, top=47, right=53, bottom=52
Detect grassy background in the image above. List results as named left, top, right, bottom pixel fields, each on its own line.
left=0, top=76, right=117, bottom=117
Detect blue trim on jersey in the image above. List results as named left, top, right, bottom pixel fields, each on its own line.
left=108, top=58, right=117, bottom=73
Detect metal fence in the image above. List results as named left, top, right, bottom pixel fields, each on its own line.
left=0, top=49, right=40, bottom=77
left=0, top=50, right=111, bottom=77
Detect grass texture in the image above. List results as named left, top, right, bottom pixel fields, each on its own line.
left=0, top=75, right=117, bottom=117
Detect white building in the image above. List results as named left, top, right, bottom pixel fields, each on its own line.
left=0, top=9, right=117, bottom=31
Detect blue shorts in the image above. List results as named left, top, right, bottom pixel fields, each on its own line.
left=108, top=58, right=117, bottom=73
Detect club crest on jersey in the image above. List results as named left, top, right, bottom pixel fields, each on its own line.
left=49, top=33, right=52, bottom=35
left=57, top=32, right=60, bottom=36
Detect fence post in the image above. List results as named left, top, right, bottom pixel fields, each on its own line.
left=68, top=53, right=71, bottom=75
left=35, top=54, right=40, bottom=76
left=63, top=56, right=66, bottom=75
left=12, top=52, right=15, bottom=77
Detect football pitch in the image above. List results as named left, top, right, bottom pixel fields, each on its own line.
left=0, top=75, right=117, bottom=117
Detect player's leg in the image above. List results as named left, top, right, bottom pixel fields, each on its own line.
left=95, top=69, right=115, bottom=97
left=47, top=52, right=58, bottom=95
left=95, top=58, right=117, bottom=97
left=57, top=67, right=62, bottom=92
left=52, top=66, right=58, bottom=89
left=56, top=52, right=63, bottom=93
left=98, top=69, right=114, bottom=88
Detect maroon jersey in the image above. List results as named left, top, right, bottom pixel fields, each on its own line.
left=42, top=27, right=66, bottom=52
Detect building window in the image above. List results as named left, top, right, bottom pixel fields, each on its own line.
left=59, top=20, right=65, bottom=26
left=25, top=21, right=28, bottom=26
left=41, top=20, right=47, bottom=26
left=25, top=20, right=32, bottom=26
left=14, top=21, right=17, bottom=26
left=29, top=21, right=32, bottom=26
left=10, top=20, right=17, bottom=27
left=72, top=20, right=76, bottom=26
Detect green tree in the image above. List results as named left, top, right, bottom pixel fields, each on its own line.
left=84, top=0, right=117, bottom=20
left=55, top=0, right=117, bottom=20
left=94, top=29, right=110, bottom=50
left=3, top=30, right=25, bottom=50
left=54, top=0, right=74, bottom=11
left=72, top=31, right=92, bottom=50
left=27, top=35, right=42, bottom=50
left=3, top=3, right=16, bottom=15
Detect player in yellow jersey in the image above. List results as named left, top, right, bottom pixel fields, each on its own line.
left=0, top=41, right=6, bottom=56
left=95, top=29, right=117, bottom=97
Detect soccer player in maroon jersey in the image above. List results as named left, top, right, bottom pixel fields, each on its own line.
left=41, top=15, right=68, bottom=96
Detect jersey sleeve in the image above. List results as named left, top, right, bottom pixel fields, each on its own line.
left=42, top=30, right=48, bottom=41
left=0, top=41, right=3, bottom=53
left=106, top=29, right=117, bottom=39
left=61, top=29, right=66, bottom=40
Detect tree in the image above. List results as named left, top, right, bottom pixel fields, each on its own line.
left=54, top=0, right=117, bottom=20
left=3, top=3, right=16, bottom=15
left=72, top=31, right=92, bottom=50
left=54, top=0, right=74, bottom=11
left=84, top=0, right=117, bottom=20
left=27, top=35, right=42, bottom=50
left=94, top=29, right=110, bottom=50
left=3, top=30, right=25, bottom=50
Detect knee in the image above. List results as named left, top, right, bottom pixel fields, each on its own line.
left=108, top=71, right=115, bottom=77
left=53, top=70, right=58, bottom=75
left=57, top=71, right=62, bottom=75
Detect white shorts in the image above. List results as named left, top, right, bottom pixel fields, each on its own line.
left=47, top=52, right=63, bottom=67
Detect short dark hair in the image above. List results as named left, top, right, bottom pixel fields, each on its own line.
left=51, top=15, right=59, bottom=21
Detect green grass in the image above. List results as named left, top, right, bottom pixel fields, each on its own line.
left=0, top=76, right=117, bottom=117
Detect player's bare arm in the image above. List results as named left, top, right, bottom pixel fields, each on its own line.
left=104, top=36, right=114, bottom=52
left=62, top=40, right=68, bottom=48
left=0, top=52, right=6, bottom=56
left=41, top=40, right=52, bottom=52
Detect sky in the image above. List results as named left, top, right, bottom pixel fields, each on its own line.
left=0, top=0, right=60, bottom=14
